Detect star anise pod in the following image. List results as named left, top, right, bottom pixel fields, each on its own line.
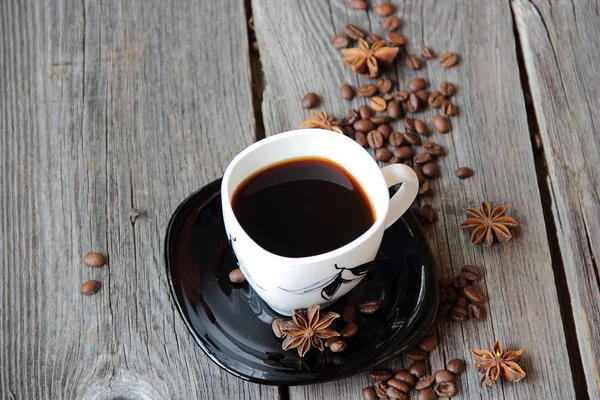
left=300, top=111, right=344, bottom=134
left=471, top=340, right=526, bottom=388
left=459, top=201, right=519, bottom=246
left=340, top=38, right=399, bottom=78
left=280, top=305, right=340, bottom=357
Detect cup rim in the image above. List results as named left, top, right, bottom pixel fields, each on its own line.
left=221, top=129, right=389, bottom=263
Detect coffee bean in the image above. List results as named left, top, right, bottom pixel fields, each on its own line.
left=229, top=268, right=246, bottom=283
left=331, top=33, right=350, bottom=49
left=369, top=370, right=393, bottom=382
left=349, top=0, right=369, bottom=10
left=386, top=386, right=408, bottom=400
left=461, top=265, right=482, bottom=281
left=342, top=305, right=355, bottom=323
left=463, top=285, right=485, bottom=303
left=394, top=90, right=410, bottom=102
left=388, top=379, right=411, bottom=393
left=404, top=116, right=416, bottom=132
left=375, top=381, right=387, bottom=398
left=355, top=131, right=368, bottom=147
left=301, top=93, right=319, bottom=109
left=354, top=119, right=376, bottom=132
left=324, top=336, right=339, bottom=348
left=386, top=32, right=406, bottom=47
left=404, top=348, right=427, bottom=361
left=375, top=3, right=395, bottom=16
left=366, top=34, right=383, bottom=44
left=387, top=156, right=400, bottom=164
left=437, top=303, right=451, bottom=318
left=439, top=51, right=459, bottom=68
left=422, top=162, right=438, bottom=178
left=456, top=296, right=469, bottom=309
left=452, top=275, right=467, bottom=290
left=358, top=300, right=379, bottom=314
left=421, top=45, right=436, bottom=60
left=375, top=148, right=393, bottom=162
left=415, top=375, right=435, bottom=390
left=406, top=55, right=422, bottom=70
left=435, top=380, right=458, bottom=398
left=417, top=388, right=437, bottom=400
left=370, top=115, right=391, bottom=125
left=439, top=277, right=452, bottom=288
left=377, top=124, right=392, bottom=138
left=450, top=306, right=468, bottom=321
left=359, top=105, right=374, bottom=119
left=377, top=78, right=393, bottom=93
left=272, top=319, right=284, bottom=338
left=340, top=322, right=359, bottom=338
left=394, top=146, right=413, bottom=161
left=446, top=359, right=465, bottom=375
left=439, top=288, right=447, bottom=303
left=445, top=287, right=457, bottom=304
left=432, top=116, right=451, bottom=133
left=362, top=387, right=377, bottom=400
left=456, top=167, right=473, bottom=179
left=370, top=96, right=387, bottom=112
left=415, top=90, right=430, bottom=104
left=404, top=132, right=421, bottom=146
left=408, top=78, right=427, bottom=92
left=440, top=81, right=456, bottom=97
left=423, top=142, right=444, bottom=157
left=80, top=280, right=100, bottom=295
left=434, top=370, right=455, bottom=384
left=358, top=84, right=378, bottom=97
left=330, top=341, right=347, bottom=353
left=340, top=84, right=355, bottom=100
left=344, top=127, right=356, bottom=139
left=367, top=130, right=384, bottom=149
left=345, top=24, right=365, bottom=40
left=418, top=180, right=431, bottom=196
left=414, top=152, right=432, bottom=165
left=382, top=16, right=401, bottom=31
left=84, top=252, right=106, bottom=267
left=389, top=131, right=405, bottom=147
left=468, top=303, right=486, bottom=321
left=428, top=92, right=445, bottom=108
left=394, top=371, right=416, bottom=387
left=414, top=119, right=428, bottom=135
left=341, top=109, right=359, bottom=126
left=407, top=93, right=421, bottom=112
left=409, top=361, right=427, bottom=378
left=441, top=100, right=458, bottom=116
left=418, top=336, right=438, bottom=352
left=413, top=166, right=425, bottom=183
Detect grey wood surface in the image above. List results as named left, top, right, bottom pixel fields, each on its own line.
left=513, top=0, right=600, bottom=398
left=252, top=0, right=576, bottom=398
left=0, top=0, right=279, bottom=399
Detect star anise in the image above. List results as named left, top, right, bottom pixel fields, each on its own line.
left=459, top=201, right=519, bottom=246
left=300, top=111, right=344, bottom=134
left=471, top=340, right=526, bottom=388
left=280, top=305, right=340, bottom=357
left=340, top=38, right=399, bottom=78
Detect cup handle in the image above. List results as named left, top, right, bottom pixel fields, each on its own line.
left=380, top=164, right=420, bottom=229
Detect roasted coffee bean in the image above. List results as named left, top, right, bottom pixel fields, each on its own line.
left=463, top=285, right=485, bottom=303
left=366, top=34, right=383, bottom=44
left=422, top=162, right=438, bottom=178
left=394, top=146, right=413, bottom=161
left=343, top=126, right=356, bottom=138
left=375, top=148, right=393, bottom=162
left=418, top=336, right=438, bottom=352
left=340, top=322, right=359, bottom=338
left=418, top=180, right=431, bottom=196
left=428, top=92, right=445, bottom=108
left=331, top=33, right=350, bottom=49
left=389, top=131, right=405, bottom=147
left=434, top=370, right=455, bottom=384
left=436, top=380, right=458, bottom=398
left=386, top=32, right=406, bottom=47
left=345, top=24, right=365, bottom=39
left=362, top=387, right=378, bottom=400
left=446, top=359, right=465, bottom=375
left=358, top=300, right=379, bottom=314
left=84, top=252, right=106, bottom=267
left=388, top=379, right=411, bottom=393
left=349, top=0, right=369, bottom=10
left=423, top=142, right=444, bottom=157
left=367, top=130, right=385, bottom=149
left=415, top=90, right=430, bottom=104
left=439, top=277, right=452, bottom=288
left=421, top=45, right=436, bottom=60
left=341, top=109, right=359, bottom=126
left=456, top=296, right=469, bottom=309
left=370, top=96, right=387, bottom=112
left=377, top=78, right=393, bottom=93
left=414, top=152, right=432, bottom=165
left=413, top=166, right=425, bottom=183
left=439, top=51, right=459, bottom=68
left=407, top=93, right=421, bottom=112
left=456, top=167, right=473, bottom=179
left=340, top=84, right=355, bottom=100
left=80, top=280, right=100, bottom=295
left=409, top=361, right=427, bottom=378
left=325, top=336, right=340, bottom=348
left=330, top=341, right=347, bottom=353
left=377, top=124, right=392, bottom=138
left=355, top=131, right=368, bottom=147
left=415, top=375, right=435, bottom=390
left=358, top=84, right=378, bottom=97
left=394, top=90, right=410, bottom=102
left=406, top=55, right=422, bottom=70
left=387, top=156, right=400, bottom=164
left=408, top=78, right=427, bottom=92
left=374, top=2, right=395, bottom=16
left=445, top=287, right=458, bottom=304
left=370, top=115, right=391, bottom=125
left=441, top=100, right=458, bottom=116
left=271, top=319, right=284, bottom=338
left=404, top=132, right=421, bottom=146
left=414, top=119, right=427, bottom=135
left=437, top=302, right=451, bottom=318
left=343, top=304, right=355, bottom=323
left=369, top=370, right=393, bottom=382
left=450, top=306, right=468, bottom=321
left=229, top=268, right=246, bottom=283
left=440, top=81, right=456, bottom=97
left=359, top=105, right=374, bottom=119
left=452, top=275, right=467, bottom=290
left=382, top=93, right=395, bottom=101
left=375, top=382, right=388, bottom=399
left=433, top=116, right=451, bottom=133
left=468, top=303, right=486, bottom=321
left=394, top=371, right=416, bottom=387
left=386, top=386, right=407, bottom=400
left=382, top=16, right=401, bottom=31
left=439, top=288, right=447, bottom=303
left=404, top=116, right=416, bottom=132
left=404, top=348, right=427, bottom=361
left=301, top=93, right=319, bottom=109
left=461, top=265, right=482, bottom=281
left=417, top=388, right=437, bottom=400
left=354, top=119, right=377, bottom=132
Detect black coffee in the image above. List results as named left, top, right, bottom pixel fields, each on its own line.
left=232, top=157, right=375, bottom=257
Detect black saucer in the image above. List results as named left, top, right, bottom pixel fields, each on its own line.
left=165, top=179, right=438, bottom=386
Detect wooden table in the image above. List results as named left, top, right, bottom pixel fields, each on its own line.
left=2, top=0, right=598, bottom=398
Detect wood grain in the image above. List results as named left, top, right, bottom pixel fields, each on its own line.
left=513, top=0, right=600, bottom=397
left=252, top=0, right=575, bottom=398
left=0, top=0, right=278, bottom=398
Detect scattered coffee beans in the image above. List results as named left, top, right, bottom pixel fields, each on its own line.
left=387, top=100, right=403, bottom=119
left=367, top=130, right=384, bottom=149
left=229, top=268, right=246, bottom=283
left=414, top=119, right=427, bottom=135
left=407, top=93, right=421, bottom=112
left=434, top=370, right=455, bottom=385
left=389, top=131, right=405, bottom=147
left=432, top=115, right=451, bottom=133
left=341, top=322, right=359, bottom=338
left=461, top=265, right=482, bottom=281
left=415, top=375, right=435, bottom=390
left=456, top=167, right=473, bottom=179
left=408, top=78, right=427, bottom=92
left=439, top=51, right=459, bottom=68
left=415, top=90, right=430, bottom=103
left=418, top=388, right=437, bottom=400
left=354, top=119, right=376, bottom=132
left=369, top=370, right=393, bottom=382
left=370, top=96, right=387, bottom=111
left=84, top=252, right=106, bottom=267
left=358, top=84, right=378, bottom=97
left=409, top=361, right=427, bottom=378
left=418, top=335, right=438, bottom=352
left=404, top=348, right=427, bottom=361
left=405, top=55, right=422, bottom=70
left=355, top=131, right=368, bottom=147
left=423, top=142, right=444, bottom=157
left=359, top=105, right=374, bottom=119
left=394, top=89, right=409, bottom=102
left=271, top=319, right=284, bottom=338
left=375, top=148, right=393, bottom=162
left=377, top=78, right=393, bottom=93
left=386, top=32, right=406, bottom=47
left=358, top=300, right=379, bottom=314
left=441, top=100, right=458, bottom=116
left=436, top=380, right=458, bottom=398
left=446, top=359, right=465, bottom=374
left=340, top=84, right=355, bottom=100
left=331, top=33, right=350, bottom=49
left=349, top=0, right=368, bottom=10
left=463, top=285, right=485, bottom=303
left=440, top=81, right=456, bottom=97
left=422, top=162, right=438, bottom=178
left=421, top=45, right=435, bottom=59
left=394, top=146, right=413, bottom=161
left=383, top=16, right=401, bottom=31
left=80, top=280, right=100, bottom=295
left=345, top=24, right=365, bottom=39
left=370, top=115, right=390, bottom=125
left=330, top=341, right=347, bottom=353
left=362, top=387, right=377, bottom=400
left=394, top=371, right=416, bottom=387
left=374, top=3, right=395, bottom=17
left=468, top=303, right=486, bottom=321
left=301, top=92, right=319, bottom=109
left=428, top=91, right=445, bottom=108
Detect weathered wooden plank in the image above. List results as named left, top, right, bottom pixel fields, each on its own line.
left=252, top=0, right=575, bottom=398
left=0, top=0, right=277, bottom=398
left=512, top=0, right=600, bottom=397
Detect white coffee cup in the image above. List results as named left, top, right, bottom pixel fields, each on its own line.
left=221, top=129, right=419, bottom=315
